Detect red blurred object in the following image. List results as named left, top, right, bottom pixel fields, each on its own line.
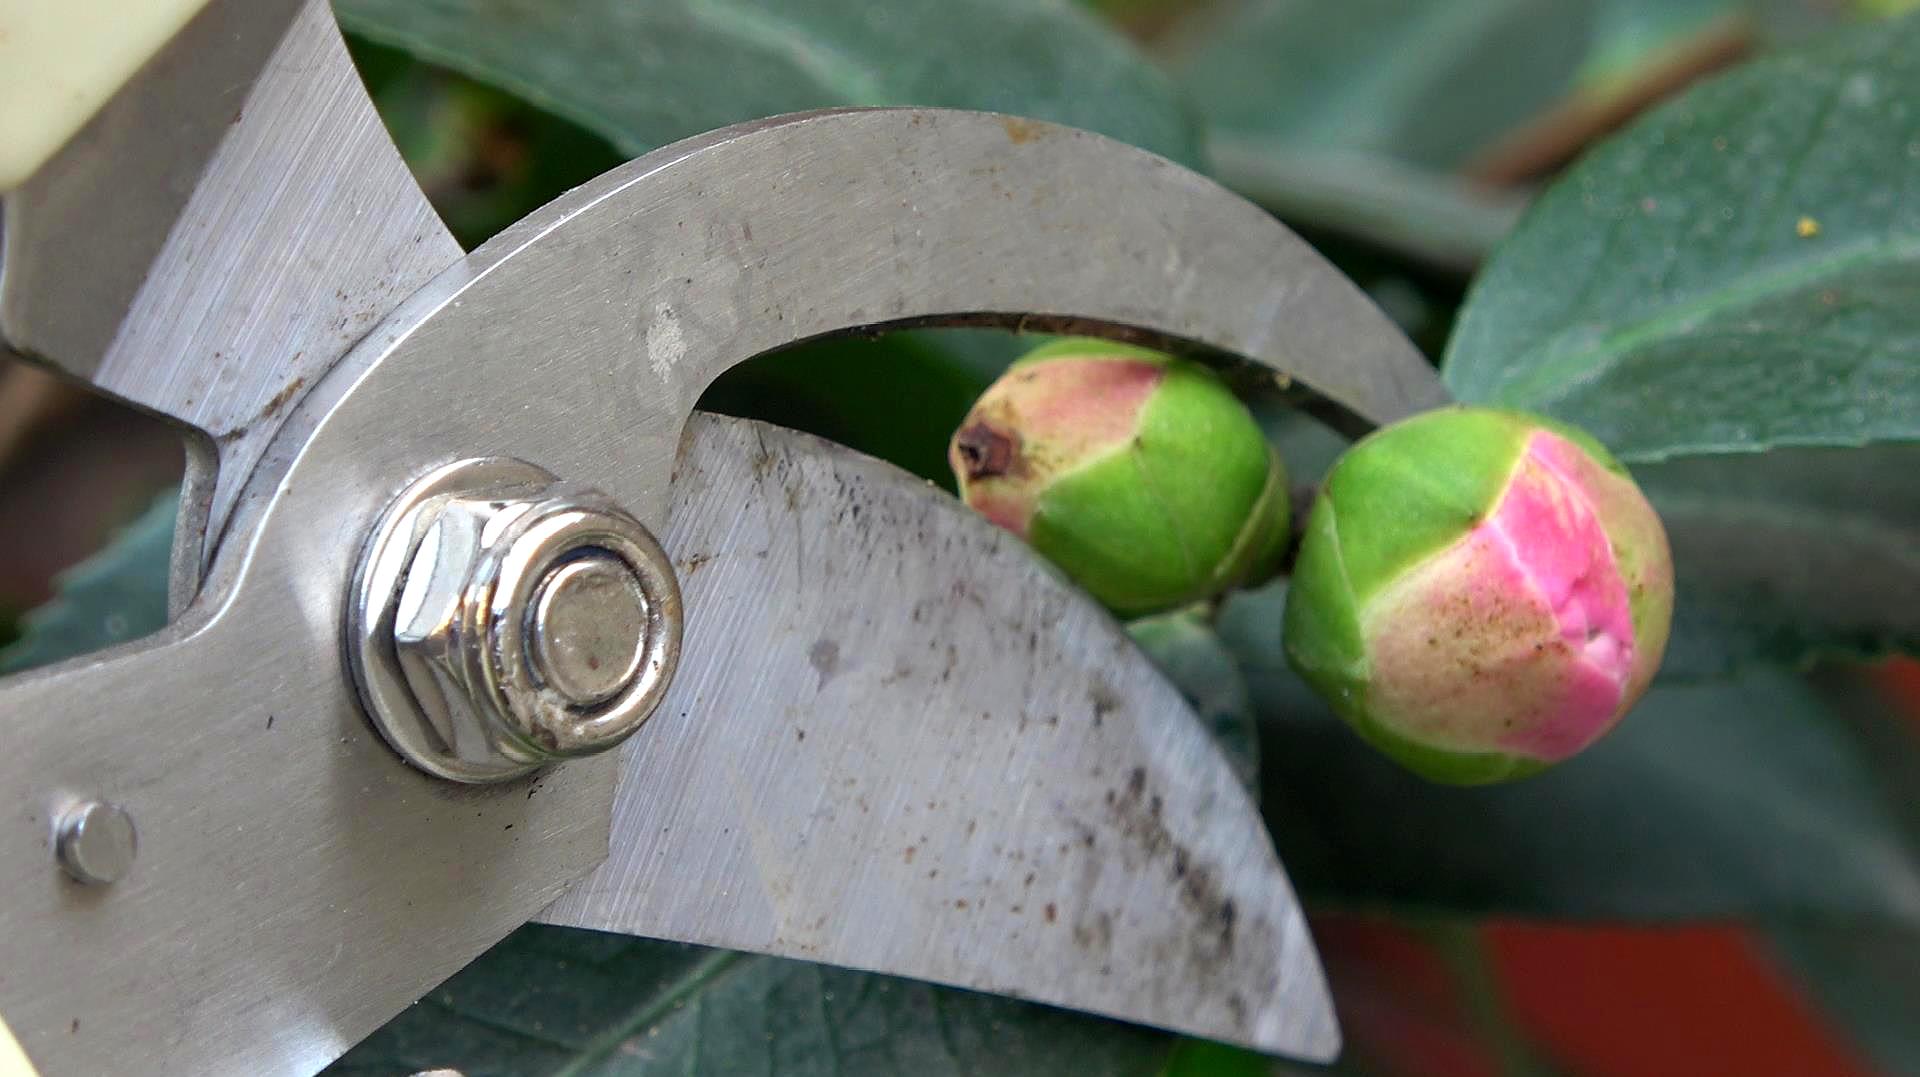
left=1312, top=913, right=1874, bottom=1077
left=1310, top=913, right=1500, bottom=1077
left=1875, top=657, right=1920, bottom=726
left=1484, top=923, right=1870, bottom=1077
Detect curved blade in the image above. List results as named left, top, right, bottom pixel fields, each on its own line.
left=538, top=414, right=1339, bottom=1061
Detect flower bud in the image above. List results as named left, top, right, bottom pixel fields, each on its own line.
left=950, top=338, right=1289, bottom=618
left=1283, top=406, right=1673, bottom=784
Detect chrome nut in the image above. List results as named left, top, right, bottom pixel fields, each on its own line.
left=348, top=458, right=682, bottom=783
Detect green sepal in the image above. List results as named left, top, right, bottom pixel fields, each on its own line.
left=1317, top=406, right=1536, bottom=609
left=1028, top=354, right=1277, bottom=617
left=1008, top=335, right=1178, bottom=369
left=1281, top=495, right=1369, bottom=713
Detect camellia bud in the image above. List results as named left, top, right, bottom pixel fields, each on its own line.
left=950, top=338, right=1289, bottom=618
left=1283, top=406, right=1673, bottom=785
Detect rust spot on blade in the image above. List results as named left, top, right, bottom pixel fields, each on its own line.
left=1001, top=116, right=1044, bottom=144
left=1075, top=763, right=1284, bottom=1031
left=257, top=376, right=307, bottom=423
left=1109, top=766, right=1237, bottom=954
left=808, top=639, right=841, bottom=687
left=1088, top=682, right=1121, bottom=727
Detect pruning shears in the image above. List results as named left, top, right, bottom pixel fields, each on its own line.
left=0, top=2, right=1450, bottom=1073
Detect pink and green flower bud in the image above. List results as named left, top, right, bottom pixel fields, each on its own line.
left=1283, top=406, right=1673, bottom=785
left=949, top=338, right=1289, bottom=618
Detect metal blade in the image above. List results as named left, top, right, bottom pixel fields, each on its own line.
left=538, top=414, right=1339, bottom=1061
left=0, top=0, right=460, bottom=588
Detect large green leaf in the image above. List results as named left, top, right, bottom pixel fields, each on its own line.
left=335, top=0, right=1204, bottom=170
left=1218, top=581, right=1920, bottom=923
left=1766, top=923, right=1920, bottom=1077
left=1443, top=14, right=1920, bottom=459
left=1174, top=0, right=1598, bottom=172
left=348, top=36, right=627, bottom=249
left=328, top=928, right=1180, bottom=1076
left=1167, top=0, right=1738, bottom=267
left=1639, top=444, right=1920, bottom=678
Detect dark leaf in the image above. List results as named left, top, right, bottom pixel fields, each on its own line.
left=1638, top=444, right=1920, bottom=678
left=1444, top=14, right=1920, bottom=458
left=1168, top=0, right=1740, bottom=266
left=335, top=0, right=1204, bottom=169
left=0, top=491, right=174, bottom=673
left=1766, top=922, right=1920, bottom=1077
left=1173, top=0, right=1599, bottom=172
left=328, top=928, right=1179, bottom=1076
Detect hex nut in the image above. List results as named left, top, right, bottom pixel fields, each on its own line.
left=348, top=458, right=682, bottom=783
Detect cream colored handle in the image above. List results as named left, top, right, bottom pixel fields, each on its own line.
left=0, top=1011, right=39, bottom=1076
left=0, top=0, right=216, bottom=191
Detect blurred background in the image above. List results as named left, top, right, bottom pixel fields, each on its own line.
left=3, top=1, right=1918, bottom=1074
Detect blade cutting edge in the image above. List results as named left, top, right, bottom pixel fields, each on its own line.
left=538, top=414, right=1340, bottom=1062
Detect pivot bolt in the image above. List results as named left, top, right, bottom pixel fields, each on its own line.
left=348, top=458, right=682, bottom=783
left=529, top=555, right=653, bottom=706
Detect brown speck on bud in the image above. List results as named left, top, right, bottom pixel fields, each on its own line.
left=954, top=420, right=1019, bottom=481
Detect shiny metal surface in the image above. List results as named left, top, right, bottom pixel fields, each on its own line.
left=0, top=598, right=615, bottom=1075
left=386, top=108, right=1445, bottom=492
left=540, top=415, right=1339, bottom=1060
left=52, top=800, right=138, bottom=886
left=0, top=0, right=460, bottom=592
left=530, top=557, right=652, bottom=706
left=350, top=458, right=682, bottom=784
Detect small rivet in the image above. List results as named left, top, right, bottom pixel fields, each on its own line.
left=55, top=800, right=137, bottom=885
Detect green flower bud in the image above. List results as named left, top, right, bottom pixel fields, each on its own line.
left=950, top=338, right=1289, bottom=618
left=1284, top=406, right=1674, bottom=785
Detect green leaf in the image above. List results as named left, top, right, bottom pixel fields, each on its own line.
left=1443, top=14, right=1920, bottom=459
left=1575, top=0, right=1747, bottom=91
left=701, top=329, right=1025, bottom=490
left=0, top=491, right=175, bottom=673
left=1766, top=923, right=1920, bottom=1076
left=1127, top=609, right=1260, bottom=799
left=334, top=0, right=1204, bottom=170
left=1173, top=0, right=1597, bottom=172
left=1218, top=580, right=1920, bottom=922
left=1167, top=0, right=1739, bottom=267
left=347, top=35, right=626, bottom=249
left=328, top=928, right=1181, bottom=1076
left=1638, top=444, right=1920, bottom=678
